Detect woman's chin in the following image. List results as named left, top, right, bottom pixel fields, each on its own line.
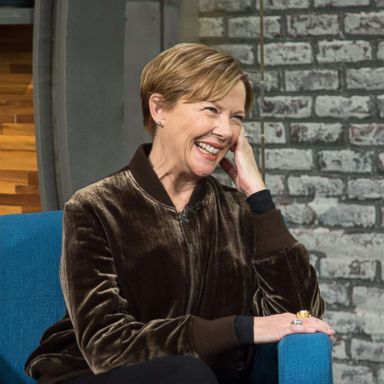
left=189, top=163, right=217, bottom=178
left=189, top=145, right=222, bottom=177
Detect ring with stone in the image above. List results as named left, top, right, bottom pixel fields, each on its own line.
left=291, top=319, right=304, bottom=325
left=296, top=310, right=311, bottom=319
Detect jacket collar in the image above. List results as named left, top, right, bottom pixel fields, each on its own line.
left=128, top=144, right=207, bottom=209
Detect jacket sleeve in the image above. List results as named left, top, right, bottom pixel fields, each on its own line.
left=249, top=209, right=325, bottom=318
left=60, top=199, right=240, bottom=374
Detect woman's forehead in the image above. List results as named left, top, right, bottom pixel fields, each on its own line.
left=179, top=81, right=246, bottom=109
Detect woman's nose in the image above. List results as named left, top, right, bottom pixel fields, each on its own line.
left=212, top=116, right=233, bottom=139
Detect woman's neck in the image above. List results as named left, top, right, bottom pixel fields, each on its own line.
left=149, top=142, right=198, bottom=212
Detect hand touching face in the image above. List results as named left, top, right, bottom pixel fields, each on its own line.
left=220, top=125, right=266, bottom=196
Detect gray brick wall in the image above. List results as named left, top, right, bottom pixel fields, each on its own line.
left=199, top=0, right=384, bottom=382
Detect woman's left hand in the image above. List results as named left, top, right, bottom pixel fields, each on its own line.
left=220, top=126, right=266, bottom=197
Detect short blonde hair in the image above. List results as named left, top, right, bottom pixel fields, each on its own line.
left=140, top=43, right=253, bottom=136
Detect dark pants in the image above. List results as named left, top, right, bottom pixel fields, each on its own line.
left=63, top=355, right=252, bottom=384
left=63, top=344, right=278, bottom=384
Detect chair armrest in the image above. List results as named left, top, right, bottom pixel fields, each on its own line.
left=249, top=333, right=332, bottom=384
left=278, top=333, right=333, bottom=384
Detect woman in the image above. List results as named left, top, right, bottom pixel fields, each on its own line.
left=25, top=43, right=334, bottom=384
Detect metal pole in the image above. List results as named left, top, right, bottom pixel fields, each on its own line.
left=259, top=0, right=266, bottom=182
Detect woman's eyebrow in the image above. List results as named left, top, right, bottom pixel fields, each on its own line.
left=211, top=101, right=245, bottom=115
left=229, top=107, right=246, bottom=115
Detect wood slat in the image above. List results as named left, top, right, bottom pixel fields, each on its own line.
left=0, top=193, right=40, bottom=206
left=14, top=114, right=34, bottom=123
left=0, top=170, right=29, bottom=184
left=0, top=97, right=33, bottom=109
left=0, top=43, right=32, bottom=52
left=0, top=114, right=17, bottom=123
left=0, top=63, right=32, bottom=74
left=28, top=171, right=39, bottom=185
left=10, top=63, right=32, bottom=74
left=0, top=95, right=33, bottom=103
left=0, top=150, right=37, bottom=171
left=0, top=114, right=34, bottom=123
left=0, top=25, right=34, bottom=45
left=0, top=205, right=22, bottom=215
left=0, top=135, right=35, bottom=151
left=22, top=206, right=41, bottom=213
left=0, top=63, right=11, bottom=73
left=15, top=184, right=39, bottom=194
left=0, top=106, right=34, bottom=115
left=0, top=123, right=35, bottom=135
left=0, top=73, right=32, bottom=84
left=0, top=181, right=16, bottom=194
left=0, top=85, right=32, bottom=95
left=0, top=51, right=33, bottom=63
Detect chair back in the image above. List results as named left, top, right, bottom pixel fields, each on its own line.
left=0, top=211, right=65, bottom=384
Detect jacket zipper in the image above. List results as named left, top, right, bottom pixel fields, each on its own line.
left=178, top=206, right=195, bottom=314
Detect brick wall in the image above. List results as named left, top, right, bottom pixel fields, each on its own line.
left=199, top=1, right=384, bottom=382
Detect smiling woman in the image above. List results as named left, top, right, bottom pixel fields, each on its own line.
left=142, top=44, right=264, bottom=210
left=25, top=43, right=331, bottom=384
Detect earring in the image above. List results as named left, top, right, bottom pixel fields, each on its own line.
left=156, top=120, right=164, bottom=128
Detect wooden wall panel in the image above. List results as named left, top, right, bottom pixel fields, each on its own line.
left=0, top=25, right=41, bottom=215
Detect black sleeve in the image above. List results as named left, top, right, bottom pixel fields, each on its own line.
left=236, top=189, right=274, bottom=344
left=234, top=316, right=254, bottom=345
left=246, top=189, right=275, bottom=214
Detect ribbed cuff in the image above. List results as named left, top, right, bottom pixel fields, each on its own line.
left=253, top=210, right=297, bottom=258
left=246, top=189, right=275, bottom=214
left=191, top=315, right=240, bottom=365
left=234, top=316, right=254, bottom=345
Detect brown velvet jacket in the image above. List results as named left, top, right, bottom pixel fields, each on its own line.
left=25, top=144, right=324, bottom=383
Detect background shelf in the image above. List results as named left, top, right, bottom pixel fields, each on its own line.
left=0, top=7, right=33, bottom=25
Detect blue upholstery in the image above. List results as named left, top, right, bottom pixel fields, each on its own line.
left=278, top=333, right=333, bottom=384
left=0, top=211, right=65, bottom=384
left=0, top=211, right=333, bottom=384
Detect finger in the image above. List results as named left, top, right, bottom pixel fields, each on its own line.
left=292, top=319, right=335, bottom=336
left=220, top=158, right=237, bottom=181
left=237, top=126, right=248, bottom=146
left=290, top=323, right=317, bottom=334
left=306, top=317, right=335, bottom=335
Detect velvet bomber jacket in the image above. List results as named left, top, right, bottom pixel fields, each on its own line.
left=25, top=144, right=325, bottom=384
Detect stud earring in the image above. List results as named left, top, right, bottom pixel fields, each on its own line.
left=156, top=121, right=164, bottom=128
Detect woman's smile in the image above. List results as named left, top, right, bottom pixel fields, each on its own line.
left=194, top=140, right=224, bottom=161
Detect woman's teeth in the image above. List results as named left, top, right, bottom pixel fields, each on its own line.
left=196, top=142, right=220, bottom=155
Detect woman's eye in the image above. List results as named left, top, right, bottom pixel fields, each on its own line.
left=232, top=115, right=244, bottom=122
left=205, top=107, right=218, bottom=113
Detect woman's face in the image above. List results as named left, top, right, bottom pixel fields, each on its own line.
left=157, top=81, right=246, bottom=178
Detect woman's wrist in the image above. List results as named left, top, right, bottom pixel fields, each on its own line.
left=242, top=172, right=266, bottom=197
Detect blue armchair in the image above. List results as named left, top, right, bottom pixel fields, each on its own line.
left=0, top=211, right=333, bottom=384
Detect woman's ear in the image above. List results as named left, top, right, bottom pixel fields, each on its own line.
left=149, top=94, right=166, bottom=126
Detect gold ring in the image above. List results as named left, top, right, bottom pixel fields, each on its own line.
left=296, top=310, right=311, bottom=319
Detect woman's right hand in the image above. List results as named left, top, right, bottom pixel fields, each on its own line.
left=253, top=313, right=335, bottom=344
